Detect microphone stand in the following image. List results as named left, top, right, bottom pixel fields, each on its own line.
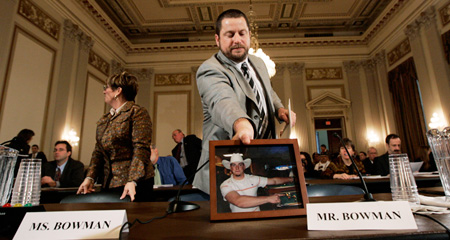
left=334, top=133, right=375, bottom=202
left=167, top=160, right=209, bottom=213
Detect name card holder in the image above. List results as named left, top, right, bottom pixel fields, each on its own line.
left=307, top=201, right=417, bottom=230
left=13, top=210, right=127, bottom=240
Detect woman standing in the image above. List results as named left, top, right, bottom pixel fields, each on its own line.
left=77, top=71, right=154, bottom=201
left=320, top=138, right=365, bottom=179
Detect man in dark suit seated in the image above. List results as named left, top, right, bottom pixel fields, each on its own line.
left=171, top=129, right=202, bottom=183
left=41, top=140, right=84, bottom=188
left=373, top=134, right=402, bottom=176
left=362, top=147, right=378, bottom=175
left=29, top=144, right=48, bottom=165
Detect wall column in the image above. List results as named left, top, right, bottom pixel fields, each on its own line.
left=343, top=61, right=366, bottom=150
left=410, top=6, right=450, bottom=126
left=286, top=62, right=309, bottom=151
left=0, top=0, right=18, bottom=102
left=361, top=57, right=384, bottom=151
left=48, top=20, right=93, bottom=158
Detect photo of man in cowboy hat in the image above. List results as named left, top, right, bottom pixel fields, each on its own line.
left=220, top=153, right=294, bottom=212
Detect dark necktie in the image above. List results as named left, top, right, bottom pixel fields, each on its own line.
left=175, top=143, right=182, bottom=162
left=54, top=167, right=61, bottom=181
left=241, top=62, right=266, bottom=134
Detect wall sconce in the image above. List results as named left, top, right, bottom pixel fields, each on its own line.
left=428, top=112, right=446, bottom=130
left=62, top=128, right=80, bottom=146
left=367, top=130, right=380, bottom=144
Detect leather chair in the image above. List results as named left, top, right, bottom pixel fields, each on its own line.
left=60, top=192, right=131, bottom=203
left=307, top=184, right=365, bottom=197
left=168, top=192, right=210, bottom=202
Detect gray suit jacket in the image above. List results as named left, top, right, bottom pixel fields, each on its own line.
left=193, top=51, right=284, bottom=194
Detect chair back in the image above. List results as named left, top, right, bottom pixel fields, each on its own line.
left=167, top=192, right=210, bottom=202
left=60, top=192, right=131, bottom=203
left=307, top=184, right=365, bottom=197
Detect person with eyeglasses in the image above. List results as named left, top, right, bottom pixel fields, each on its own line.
left=77, top=71, right=154, bottom=202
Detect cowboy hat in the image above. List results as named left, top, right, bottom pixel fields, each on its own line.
left=222, top=153, right=251, bottom=169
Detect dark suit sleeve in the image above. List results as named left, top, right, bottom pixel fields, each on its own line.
left=39, top=152, right=48, bottom=165
left=60, top=160, right=85, bottom=188
left=372, top=155, right=389, bottom=176
left=42, top=162, right=54, bottom=177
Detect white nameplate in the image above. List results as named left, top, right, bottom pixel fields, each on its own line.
left=13, top=210, right=128, bottom=240
left=307, top=201, right=417, bottom=230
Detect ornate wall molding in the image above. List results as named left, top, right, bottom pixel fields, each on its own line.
left=374, top=50, right=386, bottom=65
left=79, top=33, right=94, bottom=52
left=361, top=59, right=376, bottom=71
left=343, top=61, right=360, bottom=73
left=417, top=6, right=436, bottom=29
left=314, top=110, right=345, bottom=116
left=275, top=64, right=286, bottom=74
left=404, top=21, right=420, bottom=40
left=191, top=66, right=199, bottom=74
left=386, top=38, right=411, bottom=66
left=154, top=73, right=191, bottom=86
left=63, top=20, right=93, bottom=51
left=88, top=51, right=110, bottom=75
left=439, top=2, right=450, bottom=27
left=111, top=60, right=124, bottom=75
left=305, top=67, right=342, bottom=80
left=130, top=68, right=153, bottom=82
left=286, top=62, right=305, bottom=75
left=18, top=0, right=60, bottom=40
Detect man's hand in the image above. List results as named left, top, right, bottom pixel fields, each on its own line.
left=266, top=194, right=281, bottom=204
left=277, top=108, right=296, bottom=127
left=232, top=118, right=254, bottom=144
left=41, top=176, right=56, bottom=187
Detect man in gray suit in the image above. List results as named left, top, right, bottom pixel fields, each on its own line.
left=194, top=9, right=296, bottom=194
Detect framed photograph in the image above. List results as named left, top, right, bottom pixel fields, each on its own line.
left=209, top=139, right=308, bottom=221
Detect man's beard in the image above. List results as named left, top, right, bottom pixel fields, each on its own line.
left=220, top=44, right=248, bottom=62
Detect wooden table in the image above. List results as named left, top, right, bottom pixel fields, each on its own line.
left=306, top=175, right=442, bottom=193
left=28, top=192, right=449, bottom=239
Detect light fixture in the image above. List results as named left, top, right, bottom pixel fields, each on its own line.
left=367, top=130, right=380, bottom=144
left=248, top=0, right=276, bottom=78
left=62, top=128, right=80, bottom=146
left=429, top=112, right=446, bottom=130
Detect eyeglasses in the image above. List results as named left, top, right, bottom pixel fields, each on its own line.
left=103, top=85, right=109, bottom=90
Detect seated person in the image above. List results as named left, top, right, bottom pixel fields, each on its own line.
left=314, top=154, right=331, bottom=175
left=300, top=151, right=315, bottom=178
left=416, top=145, right=437, bottom=172
left=220, top=153, right=294, bottom=213
left=29, top=144, right=48, bottom=165
left=41, top=140, right=84, bottom=188
left=373, top=134, right=402, bottom=176
left=151, top=145, right=186, bottom=185
left=362, top=147, right=378, bottom=175
left=320, top=138, right=365, bottom=179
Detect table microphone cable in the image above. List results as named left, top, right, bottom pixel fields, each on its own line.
left=413, top=212, right=450, bottom=237
left=118, top=159, right=210, bottom=239
left=119, top=211, right=170, bottom=240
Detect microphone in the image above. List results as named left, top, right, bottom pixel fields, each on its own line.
left=333, top=133, right=375, bottom=201
left=167, top=159, right=209, bottom=213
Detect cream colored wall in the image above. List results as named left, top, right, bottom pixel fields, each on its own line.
left=0, top=28, right=55, bottom=150
left=1, top=0, right=450, bottom=161
left=78, top=73, right=106, bottom=166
